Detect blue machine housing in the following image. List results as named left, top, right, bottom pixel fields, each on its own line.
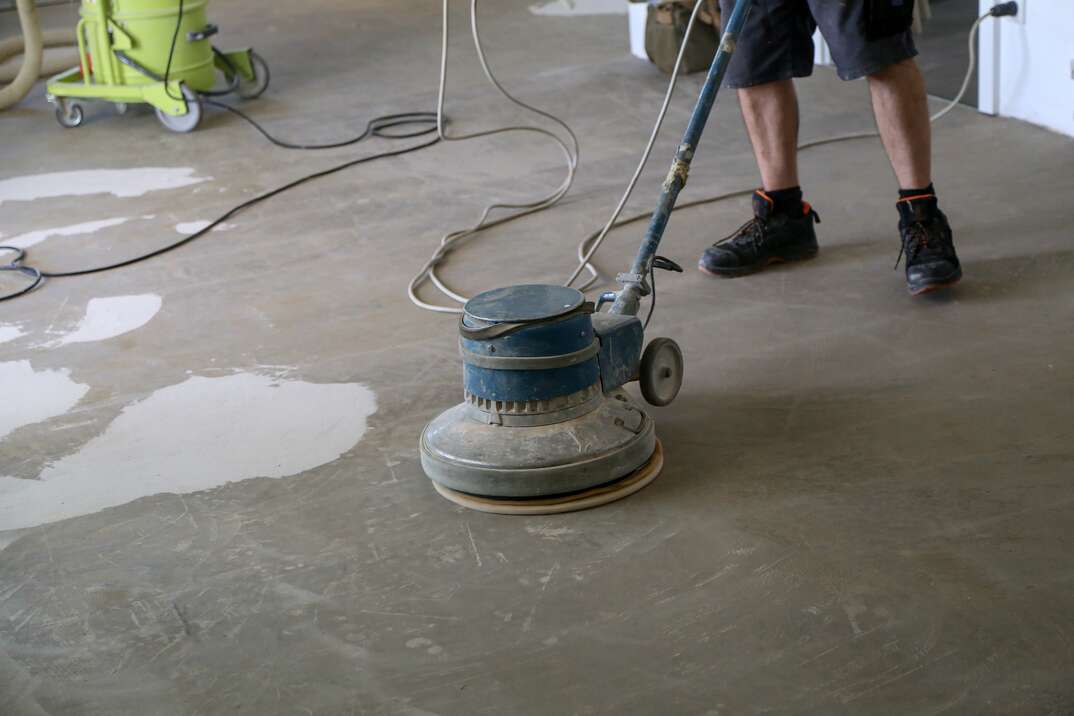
left=459, top=285, right=644, bottom=403
left=592, top=313, right=644, bottom=392
left=461, top=311, right=600, bottom=402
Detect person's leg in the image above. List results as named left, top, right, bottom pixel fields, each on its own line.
left=699, top=79, right=819, bottom=278
left=811, top=1, right=961, bottom=295
left=868, top=58, right=960, bottom=294
left=739, top=79, right=800, bottom=192
left=699, top=0, right=820, bottom=278
left=866, top=57, right=931, bottom=190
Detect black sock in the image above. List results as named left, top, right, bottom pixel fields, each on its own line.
left=897, top=184, right=940, bottom=224
left=898, top=183, right=936, bottom=200
left=762, top=186, right=804, bottom=216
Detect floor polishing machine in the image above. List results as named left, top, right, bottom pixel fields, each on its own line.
left=420, top=0, right=753, bottom=515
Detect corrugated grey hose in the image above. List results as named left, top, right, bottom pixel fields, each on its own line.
left=0, top=30, right=79, bottom=83
left=0, top=0, right=78, bottom=110
left=0, top=0, right=43, bottom=110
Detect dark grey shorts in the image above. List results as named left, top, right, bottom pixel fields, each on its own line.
left=718, top=0, right=918, bottom=87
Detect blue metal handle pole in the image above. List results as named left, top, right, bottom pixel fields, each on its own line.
left=610, top=0, right=753, bottom=316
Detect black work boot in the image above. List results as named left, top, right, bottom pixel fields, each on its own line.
left=699, top=190, right=820, bottom=277
left=895, top=194, right=962, bottom=295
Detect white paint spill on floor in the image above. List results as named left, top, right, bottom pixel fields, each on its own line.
left=0, top=168, right=211, bottom=204
left=54, top=294, right=163, bottom=346
left=176, top=220, right=212, bottom=234
left=175, top=221, right=234, bottom=234
left=529, top=0, right=627, bottom=15
left=3, top=217, right=131, bottom=250
left=0, top=361, right=89, bottom=441
left=0, top=325, right=24, bottom=344
left=0, top=373, right=377, bottom=531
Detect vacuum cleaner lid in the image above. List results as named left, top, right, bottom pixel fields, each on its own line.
left=464, top=284, right=585, bottom=324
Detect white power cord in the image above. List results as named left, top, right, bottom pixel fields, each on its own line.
left=410, top=3, right=992, bottom=314
left=407, top=0, right=582, bottom=314
left=566, top=0, right=706, bottom=291
left=929, top=14, right=985, bottom=123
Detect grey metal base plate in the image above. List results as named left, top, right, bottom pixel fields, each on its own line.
left=430, top=440, right=663, bottom=515
left=420, top=390, right=656, bottom=498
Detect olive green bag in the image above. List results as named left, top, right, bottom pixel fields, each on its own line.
left=644, top=0, right=721, bottom=75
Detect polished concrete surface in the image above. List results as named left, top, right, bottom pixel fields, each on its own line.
left=2, top=1, right=1073, bottom=713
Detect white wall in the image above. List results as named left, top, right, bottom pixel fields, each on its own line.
left=979, top=0, right=1074, bottom=137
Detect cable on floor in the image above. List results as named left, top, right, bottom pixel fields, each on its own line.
left=0, top=4, right=1000, bottom=305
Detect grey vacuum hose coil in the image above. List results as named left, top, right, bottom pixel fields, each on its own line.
left=0, top=0, right=79, bottom=110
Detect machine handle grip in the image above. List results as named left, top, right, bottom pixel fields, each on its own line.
left=187, top=24, right=219, bottom=42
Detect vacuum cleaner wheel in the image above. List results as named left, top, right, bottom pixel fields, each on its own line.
left=55, top=102, right=84, bottom=129
left=431, top=439, right=663, bottom=515
left=236, top=51, right=270, bottom=100
left=155, top=85, right=202, bottom=133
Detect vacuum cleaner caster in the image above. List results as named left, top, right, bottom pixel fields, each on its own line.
left=235, top=51, right=270, bottom=100
left=54, top=101, right=84, bottom=129
left=155, top=85, right=202, bottom=133
left=639, top=337, right=684, bottom=407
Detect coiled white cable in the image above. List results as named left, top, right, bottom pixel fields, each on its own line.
left=407, top=0, right=583, bottom=314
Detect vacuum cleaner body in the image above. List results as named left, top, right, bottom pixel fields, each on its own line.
left=421, top=284, right=658, bottom=499
left=44, top=0, right=268, bottom=132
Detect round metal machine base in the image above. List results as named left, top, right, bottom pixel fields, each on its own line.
left=421, top=390, right=658, bottom=500
left=432, top=440, right=662, bottom=515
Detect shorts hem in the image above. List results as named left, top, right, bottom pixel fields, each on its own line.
left=726, top=65, right=815, bottom=90
left=835, top=36, right=919, bottom=81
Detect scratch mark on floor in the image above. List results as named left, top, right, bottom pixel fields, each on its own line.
left=839, top=649, right=958, bottom=703
left=752, top=552, right=793, bottom=575
left=465, top=522, right=482, bottom=568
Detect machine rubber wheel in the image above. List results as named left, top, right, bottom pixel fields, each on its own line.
left=114, top=102, right=129, bottom=115
left=639, top=337, right=684, bottom=407
left=155, top=86, right=202, bottom=133
left=235, top=51, right=270, bottom=100
left=55, top=103, right=84, bottom=128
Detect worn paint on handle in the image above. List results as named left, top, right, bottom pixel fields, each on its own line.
left=611, top=0, right=753, bottom=316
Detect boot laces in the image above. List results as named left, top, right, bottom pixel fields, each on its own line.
left=715, top=217, right=766, bottom=256
left=895, top=221, right=945, bottom=269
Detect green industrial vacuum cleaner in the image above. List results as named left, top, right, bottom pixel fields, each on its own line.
left=420, top=0, right=754, bottom=515
left=45, top=0, right=268, bottom=132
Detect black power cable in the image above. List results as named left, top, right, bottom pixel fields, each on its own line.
left=0, top=248, right=44, bottom=301
left=202, top=102, right=438, bottom=149
left=0, top=131, right=440, bottom=301
left=37, top=135, right=442, bottom=280
left=0, top=2, right=441, bottom=302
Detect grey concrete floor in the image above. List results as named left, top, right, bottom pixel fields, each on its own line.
left=2, top=1, right=1074, bottom=714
